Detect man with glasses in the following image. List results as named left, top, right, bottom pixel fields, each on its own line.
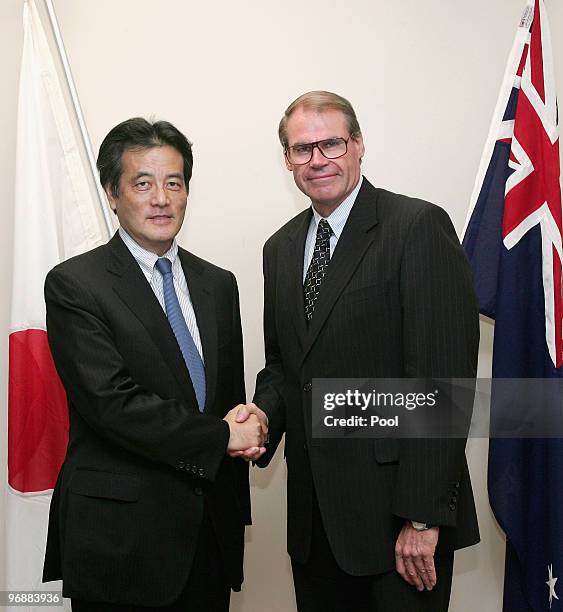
left=239, top=91, right=480, bottom=611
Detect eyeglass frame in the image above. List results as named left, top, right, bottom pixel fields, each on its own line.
left=284, top=136, right=351, bottom=165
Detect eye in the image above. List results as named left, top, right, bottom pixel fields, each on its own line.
left=135, top=181, right=150, bottom=190
left=167, top=180, right=183, bottom=190
left=322, top=138, right=340, bottom=149
left=292, top=144, right=312, bottom=155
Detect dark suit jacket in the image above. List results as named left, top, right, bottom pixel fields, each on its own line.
left=254, top=178, right=480, bottom=576
left=42, top=233, right=250, bottom=606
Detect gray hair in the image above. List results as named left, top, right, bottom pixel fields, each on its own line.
left=278, top=90, right=362, bottom=149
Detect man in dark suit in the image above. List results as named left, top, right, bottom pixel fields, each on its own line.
left=238, top=91, right=480, bottom=611
left=42, top=118, right=266, bottom=611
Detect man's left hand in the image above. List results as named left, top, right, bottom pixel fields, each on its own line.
left=394, top=521, right=439, bottom=591
left=228, top=403, right=269, bottom=461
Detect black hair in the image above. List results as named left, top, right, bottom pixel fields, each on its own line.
left=96, top=118, right=193, bottom=197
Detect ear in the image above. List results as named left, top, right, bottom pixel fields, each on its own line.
left=105, top=188, right=118, bottom=214
left=284, top=152, right=293, bottom=172
left=354, top=132, right=365, bottom=159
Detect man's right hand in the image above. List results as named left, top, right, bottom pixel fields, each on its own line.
left=229, top=403, right=269, bottom=461
left=224, top=405, right=267, bottom=460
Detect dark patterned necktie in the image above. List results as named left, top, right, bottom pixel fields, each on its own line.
left=304, top=219, right=332, bottom=322
left=155, top=257, right=206, bottom=411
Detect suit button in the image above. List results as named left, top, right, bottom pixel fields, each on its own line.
left=194, top=487, right=203, bottom=496
left=303, top=383, right=312, bottom=392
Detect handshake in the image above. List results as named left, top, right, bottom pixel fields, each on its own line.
left=224, top=403, right=269, bottom=461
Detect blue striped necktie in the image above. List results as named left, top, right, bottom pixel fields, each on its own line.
left=155, top=257, right=206, bottom=411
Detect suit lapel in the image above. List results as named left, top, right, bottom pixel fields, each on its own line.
left=283, top=210, right=312, bottom=349
left=106, top=234, right=199, bottom=407
left=178, top=248, right=220, bottom=415
left=301, top=180, right=379, bottom=363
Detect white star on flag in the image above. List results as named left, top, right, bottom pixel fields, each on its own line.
left=547, top=564, right=559, bottom=608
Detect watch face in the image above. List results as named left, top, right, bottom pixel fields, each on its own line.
left=411, top=521, right=428, bottom=531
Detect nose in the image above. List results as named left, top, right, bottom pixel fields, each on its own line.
left=309, top=144, right=328, bottom=167
left=152, top=184, right=169, bottom=207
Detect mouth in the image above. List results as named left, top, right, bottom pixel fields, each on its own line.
left=147, top=215, right=173, bottom=224
left=308, top=174, right=338, bottom=182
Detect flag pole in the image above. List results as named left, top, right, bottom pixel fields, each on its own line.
left=41, top=0, right=114, bottom=238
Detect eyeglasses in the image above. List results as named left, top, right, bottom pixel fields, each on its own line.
left=285, top=137, right=350, bottom=165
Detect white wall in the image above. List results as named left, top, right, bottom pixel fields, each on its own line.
left=2, top=1, right=563, bottom=610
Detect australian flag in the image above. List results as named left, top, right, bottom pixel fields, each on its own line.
left=463, top=1, right=563, bottom=610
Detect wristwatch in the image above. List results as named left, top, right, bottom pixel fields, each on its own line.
left=411, top=521, right=435, bottom=531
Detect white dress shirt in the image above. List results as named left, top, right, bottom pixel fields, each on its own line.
left=303, top=176, right=364, bottom=280
left=119, top=228, right=204, bottom=361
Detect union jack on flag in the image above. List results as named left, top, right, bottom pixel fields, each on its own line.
left=501, top=1, right=562, bottom=369
left=463, top=0, right=563, bottom=610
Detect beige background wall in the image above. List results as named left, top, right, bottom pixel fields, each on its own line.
left=2, top=1, right=563, bottom=610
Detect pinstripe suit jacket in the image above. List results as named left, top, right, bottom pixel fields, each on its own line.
left=42, top=233, right=250, bottom=605
left=254, top=178, right=480, bottom=576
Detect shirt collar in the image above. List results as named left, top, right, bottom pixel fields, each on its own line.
left=310, top=175, right=363, bottom=238
left=118, top=227, right=178, bottom=279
